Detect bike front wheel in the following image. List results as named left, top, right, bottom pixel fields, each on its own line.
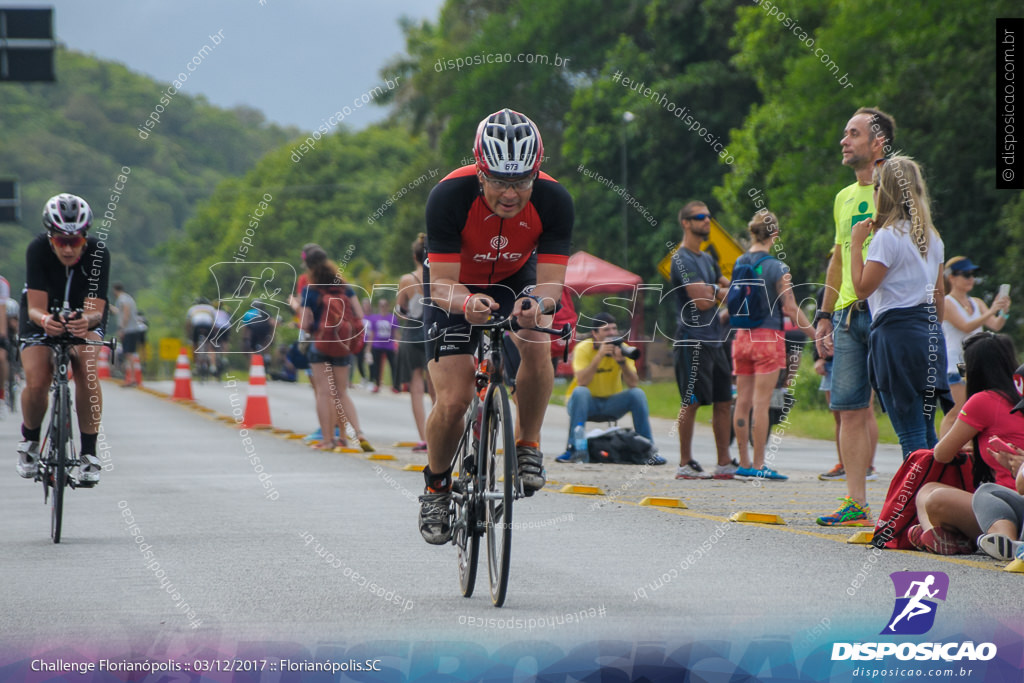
left=453, top=429, right=480, bottom=597
left=50, top=383, right=71, bottom=544
left=482, top=383, right=515, bottom=607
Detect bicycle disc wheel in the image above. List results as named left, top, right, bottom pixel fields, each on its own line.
left=483, top=383, right=515, bottom=606
left=50, top=384, right=69, bottom=544
left=454, top=429, right=480, bottom=597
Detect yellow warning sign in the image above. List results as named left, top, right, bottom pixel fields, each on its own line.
left=159, top=337, right=183, bottom=361
left=657, top=218, right=746, bottom=281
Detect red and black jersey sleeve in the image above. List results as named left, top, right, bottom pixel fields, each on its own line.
left=425, top=165, right=574, bottom=286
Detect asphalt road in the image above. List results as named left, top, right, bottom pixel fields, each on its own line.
left=1, top=375, right=1021, bottom=679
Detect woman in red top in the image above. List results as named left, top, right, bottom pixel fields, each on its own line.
left=911, top=333, right=1022, bottom=554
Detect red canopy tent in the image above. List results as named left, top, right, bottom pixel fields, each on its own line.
left=562, top=251, right=648, bottom=377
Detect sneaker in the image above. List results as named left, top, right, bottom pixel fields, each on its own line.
left=418, top=488, right=453, bottom=545
left=908, top=524, right=926, bottom=550
left=675, top=461, right=712, bottom=480
left=865, top=466, right=879, bottom=481
left=976, top=533, right=1023, bottom=561
left=818, top=463, right=845, bottom=481
left=78, top=454, right=101, bottom=484
left=16, top=440, right=40, bottom=478
left=919, top=526, right=976, bottom=555
left=555, top=448, right=575, bottom=463
left=713, top=462, right=737, bottom=480
left=734, top=466, right=758, bottom=481
left=412, top=442, right=428, bottom=453
left=358, top=436, right=374, bottom=453
left=753, top=465, right=788, bottom=481
left=516, top=445, right=546, bottom=495
left=647, top=453, right=667, bottom=466
left=302, top=428, right=323, bottom=443
left=816, top=497, right=873, bottom=526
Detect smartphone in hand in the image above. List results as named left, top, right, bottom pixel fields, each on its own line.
left=988, top=435, right=1015, bottom=453
left=998, top=284, right=1011, bottom=299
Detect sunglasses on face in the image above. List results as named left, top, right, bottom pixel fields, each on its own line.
left=954, top=272, right=977, bottom=279
left=481, top=174, right=535, bottom=192
left=49, top=233, right=86, bottom=249
left=957, top=362, right=966, bottom=378
left=685, top=213, right=712, bottom=221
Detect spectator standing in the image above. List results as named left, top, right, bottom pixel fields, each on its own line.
left=814, top=107, right=893, bottom=527
left=729, top=212, right=814, bottom=481
left=670, top=201, right=734, bottom=480
left=849, top=155, right=948, bottom=458
left=939, top=256, right=1010, bottom=437
left=367, top=298, right=399, bottom=393
left=112, top=283, right=146, bottom=388
left=397, top=234, right=434, bottom=452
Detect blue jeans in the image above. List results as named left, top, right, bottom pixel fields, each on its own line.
left=830, top=305, right=872, bottom=411
left=877, top=389, right=938, bottom=459
left=566, top=387, right=652, bottom=445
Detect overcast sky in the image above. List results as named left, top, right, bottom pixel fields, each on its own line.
left=18, top=0, right=446, bottom=131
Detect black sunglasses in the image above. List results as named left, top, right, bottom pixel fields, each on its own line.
left=684, top=213, right=712, bottom=221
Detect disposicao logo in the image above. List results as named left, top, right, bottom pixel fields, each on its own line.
left=831, top=572, right=997, bottom=662
left=882, top=571, right=947, bottom=635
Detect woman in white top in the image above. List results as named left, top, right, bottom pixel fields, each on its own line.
left=938, top=256, right=1010, bottom=437
left=850, top=156, right=950, bottom=458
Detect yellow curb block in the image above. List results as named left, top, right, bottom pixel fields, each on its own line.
left=336, top=447, right=363, bottom=454
left=367, top=454, right=396, bottom=461
left=847, top=531, right=875, bottom=545
left=403, top=464, right=426, bottom=472
left=215, top=415, right=235, bottom=423
left=286, top=434, right=306, bottom=440
left=249, top=425, right=273, bottom=431
left=272, top=428, right=292, bottom=435
left=559, top=484, right=605, bottom=496
left=729, top=511, right=786, bottom=525
left=639, top=497, right=687, bottom=509
left=393, top=441, right=420, bottom=448
left=1004, top=559, right=1024, bottom=573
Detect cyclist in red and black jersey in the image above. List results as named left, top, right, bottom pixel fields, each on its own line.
left=418, top=108, right=574, bottom=544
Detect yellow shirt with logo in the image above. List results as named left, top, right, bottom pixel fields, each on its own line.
left=567, top=338, right=636, bottom=398
left=833, top=181, right=875, bottom=310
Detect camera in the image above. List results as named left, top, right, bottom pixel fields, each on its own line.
left=608, top=338, right=641, bottom=361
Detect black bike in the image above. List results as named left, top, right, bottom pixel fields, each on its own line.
left=37, top=326, right=116, bottom=543
left=437, top=309, right=570, bottom=606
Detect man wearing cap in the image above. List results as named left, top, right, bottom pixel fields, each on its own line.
left=556, top=312, right=663, bottom=464
left=939, top=255, right=1011, bottom=436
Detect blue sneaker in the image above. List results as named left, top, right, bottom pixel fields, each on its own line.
left=555, top=449, right=574, bottom=463
left=754, top=465, right=788, bottom=481
left=734, top=466, right=758, bottom=481
left=303, top=428, right=323, bottom=443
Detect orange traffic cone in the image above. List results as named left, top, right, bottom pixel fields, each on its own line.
left=132, top=356, right=144, bottom=386
left=241, top=354, right=272, bottom=428
left=171, top=347, right=194, bottom=400
left=97, top=346, right=111, bottom=380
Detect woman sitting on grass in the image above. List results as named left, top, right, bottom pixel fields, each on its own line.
left=910, top=333, right=1021, bottom=554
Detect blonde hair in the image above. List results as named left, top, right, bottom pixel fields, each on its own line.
left=873, top=155, right=937, bottom=258
left=747, top=210, right=778, bottom=244
left=943, top=255, right=971, bottom=294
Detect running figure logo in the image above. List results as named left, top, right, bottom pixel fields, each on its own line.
left=881, top=571, right=949, bottom=635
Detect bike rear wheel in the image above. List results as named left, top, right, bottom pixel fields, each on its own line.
left=50, top=383, right=70, bottom=544
left=483, top=383, right=515, bottom=606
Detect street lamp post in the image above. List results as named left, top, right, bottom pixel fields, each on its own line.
left=621, top=111, right=635, bottom=272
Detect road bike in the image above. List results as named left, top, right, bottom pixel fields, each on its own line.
left=434, top=307, right=570, bottom=606
left=36, top=325, right=116, bottom=543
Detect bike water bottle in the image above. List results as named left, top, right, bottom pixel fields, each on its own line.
left=573, top=424, right=588, bottom=462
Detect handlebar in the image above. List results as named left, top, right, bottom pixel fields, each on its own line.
left=43, top=307, right=117, bottom=351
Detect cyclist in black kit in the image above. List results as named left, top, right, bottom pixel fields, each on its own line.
left=418, top=108, right=575, bottom=544
left=16, top=194, right=110, bottom=483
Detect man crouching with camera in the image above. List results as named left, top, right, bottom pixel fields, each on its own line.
left=556, top=312, right=663, bottom=463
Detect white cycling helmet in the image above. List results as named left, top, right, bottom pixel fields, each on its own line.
left=42, top=193, right=92, bottom=235
left=473, top=108, right=544, bottom=178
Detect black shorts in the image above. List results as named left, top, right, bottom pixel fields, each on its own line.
left=673, top=342, right=733, bottom=406
left=192, top=325, right=213, bottom=348
left=423, top=255, right=537, bottom=359
left=122, top=330, right=144, bottom=354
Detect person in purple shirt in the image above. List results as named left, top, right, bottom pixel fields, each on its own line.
left=365, top=298, right=399, bottom=393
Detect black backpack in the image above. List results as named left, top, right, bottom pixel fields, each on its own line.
left=587, top=428, right=657, bottom=465
left=727, top=253, right=776, bottom=328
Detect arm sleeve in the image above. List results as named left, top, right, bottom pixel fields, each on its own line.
left=534, top=180, right=574, bottom=266
left=25, top=237, right=49, bottom=292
